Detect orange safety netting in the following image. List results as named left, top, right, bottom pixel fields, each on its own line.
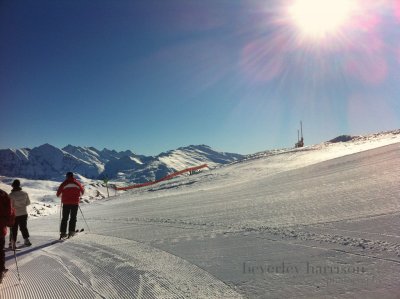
left=115, top=164, right=208, bottom=191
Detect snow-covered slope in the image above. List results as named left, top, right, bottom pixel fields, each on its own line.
left=2, top=130, right=400, bottom=298
left=158, top=144, right=243, bottom=169
left=62, top=145, right=107, bottom=174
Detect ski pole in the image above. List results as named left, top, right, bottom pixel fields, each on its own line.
left=10, top=230, right=21, bottom=282
left=59, top=203, right=63, bottom=233
left=78, top=206, right=90, bottom=232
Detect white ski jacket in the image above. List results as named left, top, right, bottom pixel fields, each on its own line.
left=9, top=190, right=31, bottom=216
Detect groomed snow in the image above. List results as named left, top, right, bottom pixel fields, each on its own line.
left=2, top=130, right=400, bottom=298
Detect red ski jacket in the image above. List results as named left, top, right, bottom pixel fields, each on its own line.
left=0, top=189, right=12, bottom=237
left=56, top=178, right=84, bottom=205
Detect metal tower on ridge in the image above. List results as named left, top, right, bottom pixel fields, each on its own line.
left=295, top=121, right=304, bottom=148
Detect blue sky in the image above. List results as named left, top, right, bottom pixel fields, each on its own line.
left=1, top=0, right=399, bottom=155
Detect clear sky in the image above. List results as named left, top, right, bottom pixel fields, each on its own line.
left=1, top=0, right=399, bottom=155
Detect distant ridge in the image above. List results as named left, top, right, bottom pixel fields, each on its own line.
left=0, top=144, right=243, bottom=182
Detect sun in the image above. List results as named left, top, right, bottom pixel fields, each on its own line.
left=288, top=0, right=357, bottom=39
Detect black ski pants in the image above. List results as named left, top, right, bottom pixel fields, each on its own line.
left=10, top=214, right=30, bottom=242
left=60, top=205, right=79, bottom=234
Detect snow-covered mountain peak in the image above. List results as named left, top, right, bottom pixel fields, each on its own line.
left=32, top=143, right=63, bottom=155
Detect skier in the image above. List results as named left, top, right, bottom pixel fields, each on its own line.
left=56, top=172, right=84, bottom=239
left=0, top=189, right=13, bottom=283
left=9, top=179, right=32, bottom=249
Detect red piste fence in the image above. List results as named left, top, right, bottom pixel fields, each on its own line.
left=115, top=164, right=209, bottom=191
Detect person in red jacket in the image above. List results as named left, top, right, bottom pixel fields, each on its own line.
left=0, top=189, right=13, bottom=283
left=56, top=172, right=84, bottom=239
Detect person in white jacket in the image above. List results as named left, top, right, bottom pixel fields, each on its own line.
left=9, top=180, right=31, bottom=248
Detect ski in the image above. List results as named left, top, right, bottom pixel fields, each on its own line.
left=4, top=248, right=21, bottom=252
left=54, top=228, right=85, bottom=244
left=69, top=228, right=84, bottom=238
left=3, top=247, right=21, bottom=252
left=3, top=240, right=27, bottom=251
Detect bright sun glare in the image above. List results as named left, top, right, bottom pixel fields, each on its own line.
left=288, top=0, right=357, bottom=39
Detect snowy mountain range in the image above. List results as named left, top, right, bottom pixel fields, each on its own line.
left=2, top=130, right=400, bottom=298
left=0, top=144, right=243, bottom=182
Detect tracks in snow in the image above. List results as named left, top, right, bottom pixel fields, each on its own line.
left=2, top=233, right=242, bottom=299
left=89, top=214, right=400, bottom=264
